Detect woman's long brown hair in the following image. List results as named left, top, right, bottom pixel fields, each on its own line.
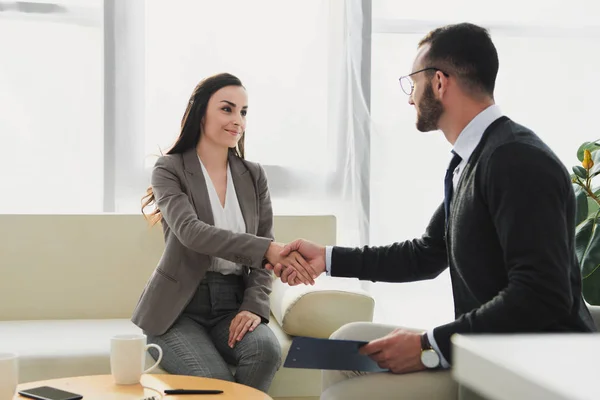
left=141, top=73, right=246, bottom=226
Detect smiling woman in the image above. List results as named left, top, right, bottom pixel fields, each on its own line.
left=133, top=72, right=315, bottom=394
left=141, top=73, right=247, bottom=222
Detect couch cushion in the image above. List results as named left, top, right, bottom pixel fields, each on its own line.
left=0, top=319, right=141, bottom=383
left=0, top=214, right=337, bottom=321
left=0, top=318, right=323, bottom=397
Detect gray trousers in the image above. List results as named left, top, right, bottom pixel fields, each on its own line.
left=146, top=272, right=281, bottom=393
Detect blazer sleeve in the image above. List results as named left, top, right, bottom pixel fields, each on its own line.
left=432, top=142, right=575, bottom=363
left=239, top=164, right=274, bottom=322
left=152, top=156, right=271, bottom=269
left=331, top=203, right=448, bottom=282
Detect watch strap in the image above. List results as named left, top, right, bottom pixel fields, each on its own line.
left=421, top=331, right=432, bottom=351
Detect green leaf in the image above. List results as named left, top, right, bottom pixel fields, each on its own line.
left=575, top=217, right=600, bottom=305
left=583, top=272, right=600, bottom=305
left=589, top=152, right=600, bottom=175
left=593, top=149, right=600, bottom=165
left=577, top=140, right=600, bottom=162
left=588, top=197, right=600, bottom=215
left=587, top=188, right=600, bottom=215
left=573, top=166, right=587, bottom=179
left=574, top=185, right=589, bottom=226
left=576, top=217, right=595, bottom=264
left=575, top=216, right=600, bottom=279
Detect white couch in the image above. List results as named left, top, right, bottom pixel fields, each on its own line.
left=0, top=214, right=375, bottom=400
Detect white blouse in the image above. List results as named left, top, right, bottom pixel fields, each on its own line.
left=198, top=157, right=246, bottom=275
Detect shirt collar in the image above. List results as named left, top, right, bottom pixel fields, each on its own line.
left=452, top=104, right=503, bottom=163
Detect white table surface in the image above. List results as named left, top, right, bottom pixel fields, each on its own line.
left=452, top=333, right=600, bottom=400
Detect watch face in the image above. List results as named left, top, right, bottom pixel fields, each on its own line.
left=421, top=349, right=440, bottom=368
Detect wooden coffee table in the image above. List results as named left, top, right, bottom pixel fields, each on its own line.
left=14, top=374, right=273, bottom=399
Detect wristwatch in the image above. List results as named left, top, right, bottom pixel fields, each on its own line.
left=420, top=332, right=441, bottom=369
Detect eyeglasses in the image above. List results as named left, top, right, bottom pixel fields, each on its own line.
left=399, top=67, right=449, bottom=96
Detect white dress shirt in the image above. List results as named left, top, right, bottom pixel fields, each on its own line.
left=325, top=104, right=504, bottom=368
left=450, top=104, right=504, bottom=187
left=199, top=157, right=246, bottom=275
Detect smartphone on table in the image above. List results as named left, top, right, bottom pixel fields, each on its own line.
left=18, top=386, right=83, bottom=400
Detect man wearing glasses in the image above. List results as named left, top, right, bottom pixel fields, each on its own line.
left=268, top=22, right=597, bottom=399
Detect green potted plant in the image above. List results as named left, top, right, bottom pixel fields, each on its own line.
left=571, top=141, right=600, bottom=305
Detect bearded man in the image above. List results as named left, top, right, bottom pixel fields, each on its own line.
left=268, top=22, right=597, bottom=400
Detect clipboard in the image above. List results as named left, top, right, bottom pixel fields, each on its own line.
left=283, top=336, right=388, bottom=372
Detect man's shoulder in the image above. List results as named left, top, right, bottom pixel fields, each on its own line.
left=484, top=118, right=538, bottom=146
left=480, top=118, right=556, bottom=162
left=477, top=118, right=569, bottom=185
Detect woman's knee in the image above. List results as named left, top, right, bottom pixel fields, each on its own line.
left=239, top=326, right=282, bottom=365
left=207, top=369, right=236, bottom=382
left=146, top=326, right=235, bottom=381
left=261, top=334, right=282, bottom=365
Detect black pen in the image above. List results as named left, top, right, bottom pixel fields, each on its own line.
left=164, top=389, right=224, bottom=395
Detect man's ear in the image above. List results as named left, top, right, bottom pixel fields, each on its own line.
left=435, top=71, right=449, bottom=99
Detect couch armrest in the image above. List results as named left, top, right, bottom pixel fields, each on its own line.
left=270, top=276, right=375, bottom=338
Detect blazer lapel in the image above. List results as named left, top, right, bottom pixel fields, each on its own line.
left=182, top=148, right=214, bottom=225
left=229, top=153, right=258, bottom=235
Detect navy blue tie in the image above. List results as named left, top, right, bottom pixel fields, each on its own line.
left=444, top=150, right=462, bottom=224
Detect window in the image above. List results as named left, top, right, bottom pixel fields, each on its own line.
left=144, top=0, right=330, bottom=172
left=135, top=0, right=366, bottom=245
left=0, top=1, right=103, bottom=213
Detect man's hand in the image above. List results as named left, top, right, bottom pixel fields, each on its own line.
left=265, top=239, right=326, bottom=285
left=265, top=242, right=316, bottom=285
left=359, top=329, right=425, bottom=374
left=228, top=310, right=261, bottom=348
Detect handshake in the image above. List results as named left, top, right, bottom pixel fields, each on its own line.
left=264, top=239, right=326, bottom=286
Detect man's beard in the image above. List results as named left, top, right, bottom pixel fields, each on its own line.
left=416, top=83, right=443, bottom=132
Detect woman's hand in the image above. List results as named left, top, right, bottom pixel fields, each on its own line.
left=228, top=310, right=261, bottom=348
left=265, top=242, right=317, bottom=285
left=277, top=251, right=312, bottom=284
left=266, top=239, right=327, bottom=286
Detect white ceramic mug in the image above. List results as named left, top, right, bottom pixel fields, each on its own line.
left=110, top=334, right=162, bottom=385
left=0, top=353, right=18, bottom=400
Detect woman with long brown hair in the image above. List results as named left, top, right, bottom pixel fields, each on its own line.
left=131, top=73, right=315, bottom=392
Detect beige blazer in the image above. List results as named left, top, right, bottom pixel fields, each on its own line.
left=131, top=148, right=274, bottom=336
